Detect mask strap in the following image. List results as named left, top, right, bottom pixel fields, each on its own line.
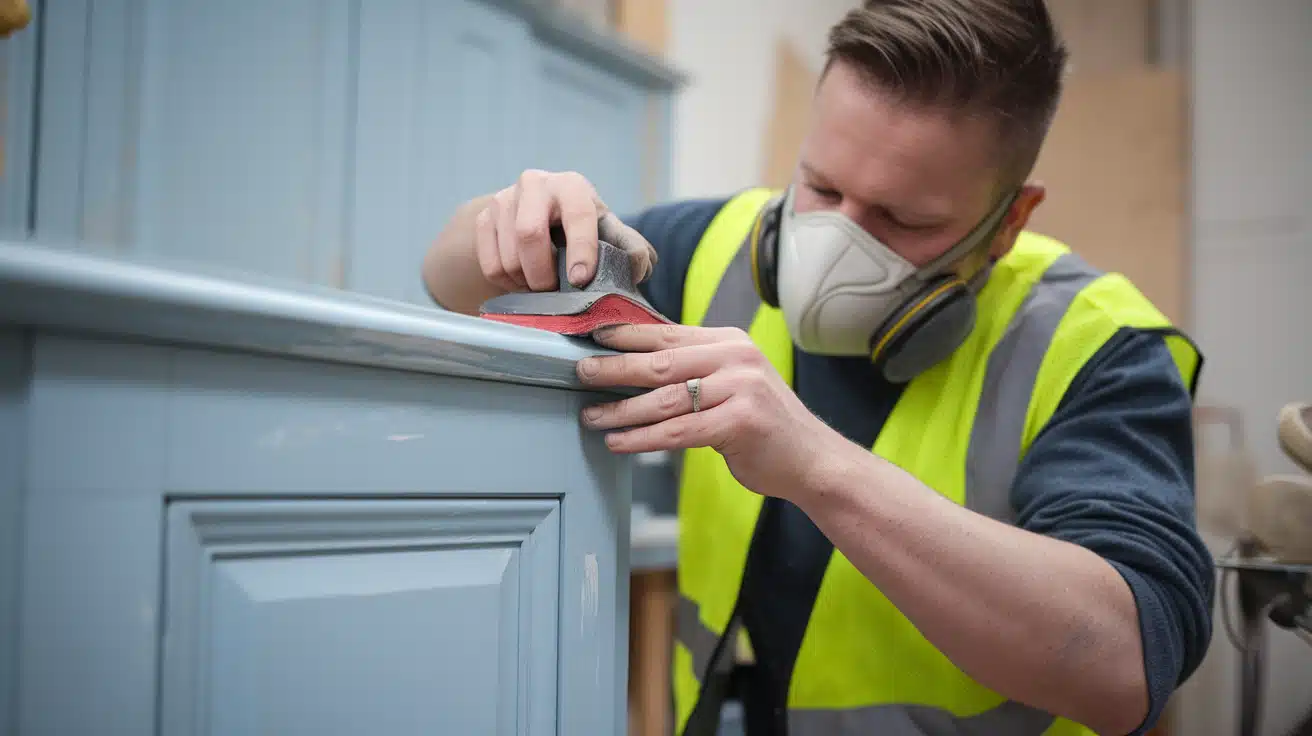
left=917, top=188, right=1021, bottom=281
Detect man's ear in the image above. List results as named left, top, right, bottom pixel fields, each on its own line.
left=988, top=183, right=1046, bottom=259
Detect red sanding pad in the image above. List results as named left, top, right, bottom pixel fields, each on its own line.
left=480, top=293, right=668, bottom=336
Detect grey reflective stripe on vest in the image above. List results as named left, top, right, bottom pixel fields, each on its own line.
left=679, top=593, right=1059, bottom=735
left=677, top=595, right=728, bottom=679
left=789, top=700, right=1056, bottom=735
left=964, top=252, right=1101, bottom=523
left=682, top=245, right=1101, bottom=735
left=699, top=241, right=759, bottom=329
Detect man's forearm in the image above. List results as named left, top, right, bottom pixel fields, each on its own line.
left=422, top=192, right=499, bottom=315
left=789, top=437, right=1150, bottom=735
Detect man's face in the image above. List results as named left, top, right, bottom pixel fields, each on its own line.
left=793, top=60, right=1043, bottom=268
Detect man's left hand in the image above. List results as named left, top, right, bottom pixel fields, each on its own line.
left=576, top=323, right=842, bottom=500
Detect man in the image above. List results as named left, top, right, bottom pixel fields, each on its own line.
left=422, top=1, right=1214, bottom=734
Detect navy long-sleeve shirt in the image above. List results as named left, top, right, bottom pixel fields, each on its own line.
left=622, top=197, right=1216, bottom=735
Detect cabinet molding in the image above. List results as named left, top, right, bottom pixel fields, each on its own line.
left=0, top=240, right=625, bottom=391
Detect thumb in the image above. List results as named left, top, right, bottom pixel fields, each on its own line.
left=598, top=212, right=659, bottom=284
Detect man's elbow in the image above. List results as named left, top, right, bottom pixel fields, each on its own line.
left=1081, top=661, right=1150, bottom=736
left=1053, top=606, right=1151, bottom=735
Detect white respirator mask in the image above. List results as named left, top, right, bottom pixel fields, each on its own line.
left=751, top=185, right=1017, bottom=382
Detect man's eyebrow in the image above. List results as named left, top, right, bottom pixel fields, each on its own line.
left=798, top=162, right=831, bottom=186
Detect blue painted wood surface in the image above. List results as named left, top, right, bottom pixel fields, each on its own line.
left=530, top=42, right=647, bottom=216
left=0, top=241, right=636, bottom=734
left=0, top=6, right=38, bottom=239
left=161, top=498, right=562, bottom=734
left=0, top=330, right=27, bottom=735
left=21, top=0, right=684, bottom=305
left=352, top=0, right=532, bottom=305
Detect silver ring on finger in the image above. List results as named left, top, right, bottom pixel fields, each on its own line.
left=686, top=378, right=702, bottom=413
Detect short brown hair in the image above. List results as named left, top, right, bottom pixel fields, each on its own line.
left=824, top=0, right=1068, bottom=187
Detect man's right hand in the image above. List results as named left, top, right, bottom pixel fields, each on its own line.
left=474, top=169, right=658, bottom=294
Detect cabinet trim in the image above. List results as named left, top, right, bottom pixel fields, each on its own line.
left=169, top=497, right=561, bottom=551
left=0, top=240, right=636, bottom=393
left=484, top=0, right=687, bottom=90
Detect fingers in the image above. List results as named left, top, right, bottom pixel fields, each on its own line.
left=514, top=174, right=559, bottom=291
left=600, top=404, right=732, bottom=454
left=593, top=323, right=753, bottom=353
left=473, top=169, right=605, bottom=293
left=582, top=374, right=729, bottom=431
left=494, top=184, right=529, bottom=291
left=598, top=212, right=658, bottom=283
left=475, top=200, right=518, bottom=293
left=576, top=340, right=760, bottom=389
left=554, top=172, right=602, bottom=286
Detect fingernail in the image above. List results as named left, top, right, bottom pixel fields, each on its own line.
left=569, top=263, right=588, bottom=285
left=592, top=326, right=617, bottom=342
left=578, top=357, right=600, bottom=378
left=583, top=406, right=602, bottom=422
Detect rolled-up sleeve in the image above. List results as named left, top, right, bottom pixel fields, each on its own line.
left=1010, top=328, right=1216, bottom=734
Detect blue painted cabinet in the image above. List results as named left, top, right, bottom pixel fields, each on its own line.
left=6, top=0, right=682, bottom=305
left=0, top=242, right=636, bottom=734
left=529, top=44, right=647, bottom=214
left=352, top=0, right=533, bottom=306
left=33, top=0, right=357, bottom=281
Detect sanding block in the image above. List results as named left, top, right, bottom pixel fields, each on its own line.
left=479, top=228, right=672, bottom=336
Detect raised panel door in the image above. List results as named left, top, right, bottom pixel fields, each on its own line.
left=160, top=498, right=561, bottom=735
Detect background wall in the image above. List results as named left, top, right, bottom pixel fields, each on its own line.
left=1174, top=0, right=1312, bottom=734
left=666, top=0, right=854, bottom=198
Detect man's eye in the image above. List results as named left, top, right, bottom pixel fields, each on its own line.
left=891, top=218, right=936, bottom=232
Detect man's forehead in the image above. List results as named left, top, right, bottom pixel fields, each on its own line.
left=806, top=62, right=1002, bottom=215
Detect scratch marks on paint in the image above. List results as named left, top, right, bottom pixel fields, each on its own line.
left=581, top=553, right=603, bottom=688
left=581, top=552, right=600, bottom=636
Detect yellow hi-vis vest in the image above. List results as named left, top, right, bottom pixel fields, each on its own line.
left=672, top=188, right=1202, bottom=736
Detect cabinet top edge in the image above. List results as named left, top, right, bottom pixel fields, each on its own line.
left=514, top=0, right=689, bottom=89
left=0, top=241, right=627, bottom=393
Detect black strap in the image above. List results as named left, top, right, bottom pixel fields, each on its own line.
left=681, top=501, right=777, bottom=736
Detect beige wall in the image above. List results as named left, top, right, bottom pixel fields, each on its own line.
left=666, top=0, right=856, bottom=198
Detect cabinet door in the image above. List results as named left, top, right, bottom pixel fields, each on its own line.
left=351, top=0, right=530, bottom=305
left=160, top=498, right=562, bottom=736
left=34, top=0, right=356, bottom=283
left=528, top=44, right=647, bottom=217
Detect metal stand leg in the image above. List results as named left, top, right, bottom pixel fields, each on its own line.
left=1220, top=551, right=1312, bottom=736
left=1237, top=576, right=1266, bottom=736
